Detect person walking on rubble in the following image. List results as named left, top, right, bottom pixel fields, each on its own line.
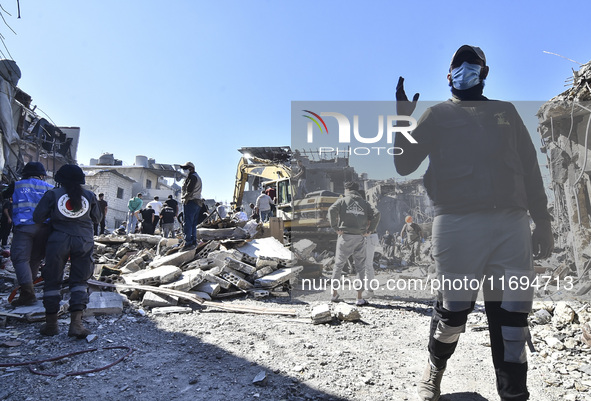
left=9, top=162, right=53, bottom=306
left=126, top=193, right=143, bottom=234
left=159, top=203, right=176, bottom=238
left=293, top=159, right=307, bottom=199
left=180, top=161, right=203, bottom=250
left=328, top=181, right=380, bottom=306
left=0, top=194, right=12, bottom=247
left=381, top=230, right=394, bottom=259
left=164, top=194, right=180, bottom=227
left=255, top=190, right=273, bottom=223
left=94, top=192, right=108, bottom=235
left=33, top=164, right=100, bottom=337
left=394, top=45, right=553, bottom=401
left=400, top=215, right=423, bottom=264
left=140, top=204, right=155, bottom=234
left=147, top=196, right=163, bottom=229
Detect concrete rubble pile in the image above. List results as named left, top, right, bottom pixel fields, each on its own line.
left=528, top=301, right=591, bottom=397
left=537, top=59, right=591, bottom=283
left=0, top=234, right=304, bottom=321
left=92, top=234, right=303, bottom=311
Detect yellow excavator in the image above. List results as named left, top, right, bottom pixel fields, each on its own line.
left=232, top=147, right=339, bottom=244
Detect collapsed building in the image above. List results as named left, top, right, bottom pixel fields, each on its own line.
left=538, top=60, right=591, bottom=277
left=365, top=178, right=433, bottom=236
left=0, top=60, right=78, bottom=182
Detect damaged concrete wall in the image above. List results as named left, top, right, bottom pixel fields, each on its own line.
left=366, top=179, right=433, bottom=236
left=538, top=60, right=591, bottom=276
left=83, top=170, right=136, bottom=230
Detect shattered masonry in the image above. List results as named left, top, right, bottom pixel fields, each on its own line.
left=538, top=60, right=591, bottom=278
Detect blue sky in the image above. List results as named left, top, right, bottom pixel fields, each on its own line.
left=1, top=1, right=589, bottom=201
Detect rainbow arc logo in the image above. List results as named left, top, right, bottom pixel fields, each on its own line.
left=302, top=110, right=329, bottom=135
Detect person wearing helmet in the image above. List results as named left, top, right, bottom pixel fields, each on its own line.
left=9, top=161, right=53, bottom=306
left=394, top=46, right=553, bottom=401
left=399, top=215, right=423, bottom=264
left=33, top=164, right=100, bottom=338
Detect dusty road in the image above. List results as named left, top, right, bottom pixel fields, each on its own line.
left=0, top=272, right=578, bottom=401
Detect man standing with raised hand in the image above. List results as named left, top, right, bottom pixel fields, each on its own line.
left=394, top=45, right=553, bottom=401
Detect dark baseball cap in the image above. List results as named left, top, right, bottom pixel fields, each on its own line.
left=344, top=181, right=359, bottom=191
left=450, top=45, right=486, bottom=69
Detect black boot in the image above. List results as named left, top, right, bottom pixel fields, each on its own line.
left=11, top=283, right=37, bottom=307
left=40, top=313, right=59, bottom=336
left=68, top=311, right=91, bottom=339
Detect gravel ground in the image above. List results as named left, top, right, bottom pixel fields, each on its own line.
left=0, top=270, right=585, bottom=401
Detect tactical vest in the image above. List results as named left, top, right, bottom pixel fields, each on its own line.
left=12, top=178, right=53, bottom=226
left=423, top=100, right=530, bottom=216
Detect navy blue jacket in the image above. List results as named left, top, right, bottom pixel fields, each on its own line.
left=394, top=97, right=550, bottom=223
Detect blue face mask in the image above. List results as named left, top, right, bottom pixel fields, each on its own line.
left=451, top=62, right=482, bottom=90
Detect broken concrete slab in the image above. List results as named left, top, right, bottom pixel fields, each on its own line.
left=255, top=257, right=279, bottom=270
left=208, top=250, right=242, bottom=267
left=255, top=266, right=304, bottom=288
left=189, top=291, right=212, bottom=301
left=221, top=267, right=253, bottom=290
left=194, top=281, right=221, bottom=297
left=224, top=257, right=256, bottom=275
left=202, top=271, right=232, bottom=290
left=311, top=304, right=332, bottom=324
left=249, top=289, right=269, bottom=298
left=151, top=306, right=192, bottom=315
left=125, top=265, right=182, bottom=286
left=129, top=234, right=162, bottom=245
left=160, top=269, right=204, bottom=292
left=95, top=236, right=128, bottom=244
left=85, top=292, right=125, bottom=316
left=237, top=237, right=294, bottom=261
left=293, top=239, right=317, bottom=260
left=333, top=303, right=361, bottom=321
left=142, top=291, right=179, bottom=307
left=253, top=265, right=274, bottom=279
left=197, top=227, right=250, bottom=241
left=6, top=301, right=44, bottom=316
left=149, top=249, right=196, bottom=269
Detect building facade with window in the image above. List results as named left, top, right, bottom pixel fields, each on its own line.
left=81, top=154, right=184, bottom=232
left=82, top=169, right=136, bottom=231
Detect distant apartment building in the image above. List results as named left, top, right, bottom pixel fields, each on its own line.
left=81, top=154, right=183, bottom=231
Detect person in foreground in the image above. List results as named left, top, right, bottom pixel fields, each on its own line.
left=394, top=45, right=554, bottom=401
left=33, top=164, right=100, bottom=338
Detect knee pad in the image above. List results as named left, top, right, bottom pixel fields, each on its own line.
left=501, top=326, right=530, bottom=364
left=434, top=321, right=466, bottom=344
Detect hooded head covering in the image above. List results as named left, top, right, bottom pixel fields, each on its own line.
left=55, top=164, right=85, bottom=185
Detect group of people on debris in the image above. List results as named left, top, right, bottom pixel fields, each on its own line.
left=121, top=192, right=182, bottom=238
left=380, top=215, right=424, bottom=264
left=119, top=161, right=205, bottom=251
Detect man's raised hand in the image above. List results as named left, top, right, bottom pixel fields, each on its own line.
left=396, top=76, right=420, bottom=116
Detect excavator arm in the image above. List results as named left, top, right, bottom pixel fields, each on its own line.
left=232, top=156, right=292, bottom=207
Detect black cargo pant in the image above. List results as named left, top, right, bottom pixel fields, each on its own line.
left=428, top=209, right=533, bottom=401
left=42, top=231, right=94, bottom=314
